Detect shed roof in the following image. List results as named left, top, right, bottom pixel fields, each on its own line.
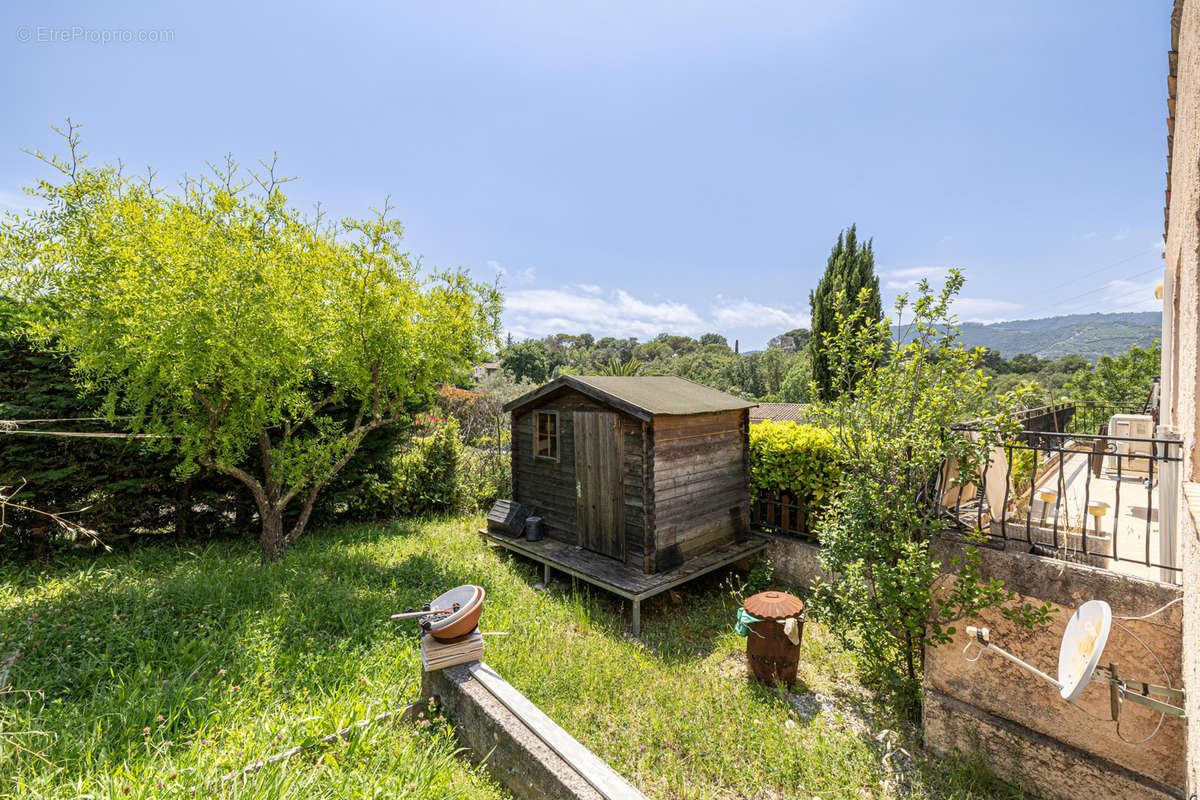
left=503, top=375, right=756, bottom=420
left=749, top=403, right=811, bottom=424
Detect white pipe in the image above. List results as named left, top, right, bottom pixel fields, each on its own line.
left=1157, top=425, right=1181, bottom=585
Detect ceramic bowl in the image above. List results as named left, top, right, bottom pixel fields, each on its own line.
left=426, top=584, right=485, bottom=641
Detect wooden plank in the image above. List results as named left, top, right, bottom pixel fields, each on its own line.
left=652, top=430, right=743, bottom=458
left=624, top=520, right=644, bottom=559
left=605, top=413, right=625, bottom=560
left=652, top=410, right=741, bottom=438
left=652, top=448, right=742, bottom=478
left=574, top=411, right=624, bottom=560
left=665, top=518, right=738, bottom=560
left=467, top=662, right=648, bottom=800
left=510, top=411, right=520, bottom=500
left=741, top=409, right=751, bottom=523
left=642, top=420, right=655, bottom=573
left=654, top=475, right=745, bottom=505
left=479, top=527, right=768, bottom=601
left=652, top=461, right=744, bottom=493
left=653, top=487, right=747, bottom=518
left=653, top=428, right=741, bottom=444
left=640, top=538, right=766, bottom=597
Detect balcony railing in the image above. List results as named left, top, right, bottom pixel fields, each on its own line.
left=943, top=401, right=1183, bottom=584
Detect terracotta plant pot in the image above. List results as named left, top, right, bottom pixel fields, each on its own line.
left=426, top=584, right=485, bottom=641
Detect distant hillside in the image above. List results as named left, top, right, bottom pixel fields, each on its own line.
left=943, top=312, right=1161, bottom=362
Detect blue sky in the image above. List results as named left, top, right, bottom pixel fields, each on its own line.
left=0, top=1, right=1172, bottom=349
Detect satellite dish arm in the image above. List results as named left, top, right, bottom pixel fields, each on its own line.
left=1094, top=664, right=1187, bottom=719
left=966, top=627, right=1063, bottom=690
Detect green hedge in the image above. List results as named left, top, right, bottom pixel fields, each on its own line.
left=0, top=298, right=413, bottom=553
left=748, top=420, right=841, bottom=523
left=0, top=302, right=254, bottom=552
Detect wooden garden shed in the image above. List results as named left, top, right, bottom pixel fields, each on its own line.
left=482, top=376, right=767, bottom=634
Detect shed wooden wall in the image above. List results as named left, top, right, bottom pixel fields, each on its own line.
left=648, top=409, right=750, bottom=571
left=511, top=389, right=646, bottom=564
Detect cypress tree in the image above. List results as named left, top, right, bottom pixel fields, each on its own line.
left=809, top=225, right=882, bottom=401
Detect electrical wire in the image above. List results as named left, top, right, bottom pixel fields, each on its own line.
left=1029, top=264, right=1163, bottom=317
left=1041, top=247, right=1162, bottom=294
left=0, top=417, right=129, bottom=424
left=1110, top=619, right=1171, bottom=745
left=0, top=430, right=164, bottom=439
left=1112, top=597, right=1183, bottom=621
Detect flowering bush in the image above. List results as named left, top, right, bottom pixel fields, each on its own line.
left=410, top=410, right=447, bottom=434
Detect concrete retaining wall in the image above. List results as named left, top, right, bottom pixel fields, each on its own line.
left=423, top=663, right=605, bottom=800
left=759, top=531, right=823, bottom=589
left=422, top=662, right=646, bottom=800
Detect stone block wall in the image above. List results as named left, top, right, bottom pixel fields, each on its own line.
left=925, top=540, right=1184, bottom=799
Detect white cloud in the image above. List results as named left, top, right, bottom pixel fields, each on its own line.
left=950, top=296, right=1022, bottom=322
left=709, top=296, right=808, bottom=329
left=505, top=287, right=704, bottom=340
left=501, top=281, right=1024, bottom=343
left=1082, top=231, right=1098, bottom=240
left=486, top=260, right=536, bottom=285
left=1089, top=278, right=1162, bottom=313
left=1154, top=238, right=1166, bottom=253
left=1113, top=227, right=1130, bottom=242
left=883, top=265, right=949, bottom=291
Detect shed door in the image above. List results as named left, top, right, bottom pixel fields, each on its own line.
left=573, top=411, right=624, bottom=560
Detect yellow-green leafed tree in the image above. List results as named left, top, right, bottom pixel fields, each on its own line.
left=0, top=122, right=501, bottom=562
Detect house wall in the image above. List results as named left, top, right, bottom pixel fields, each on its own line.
left=512, top=389, right=645, bottom=564
left=648, top=409, right=750, bottom=571
left=924, top=539, right=1184, bottom=800
left=1161, top=0, right=1200, bottom=790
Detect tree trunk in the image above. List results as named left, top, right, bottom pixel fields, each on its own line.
left=260, top=506, right=288, bottom=564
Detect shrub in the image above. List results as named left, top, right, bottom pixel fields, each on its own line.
left=356, top=419, right=463, bottom=518
left=458, top=446, right=511, bottom=511
left=748, top=421, right=841, bottom=524
left=809, top=272, right=1054, bottom=716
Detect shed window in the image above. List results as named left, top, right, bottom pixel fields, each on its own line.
left=535, top=411, right=558, bottom=461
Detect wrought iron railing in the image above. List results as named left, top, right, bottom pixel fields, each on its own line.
left=944, top=403, right=1182, bottom=583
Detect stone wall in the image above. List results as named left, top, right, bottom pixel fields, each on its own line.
left=1161, top=0, right=1200, bottom=790
left=759, top=531, right=823, bottom=589
left=760, top=529, right=1187, bottom=797
left=924, top=540, right=1184, bottom=799
left=1182, top=485, right=1200, bottom=794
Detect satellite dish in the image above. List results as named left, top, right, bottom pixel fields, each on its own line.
left=1056, top=599, right=1112, bottom=702
left=964, top=599, right=1185, bottom=729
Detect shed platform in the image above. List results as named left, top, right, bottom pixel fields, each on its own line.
left=479, top=529, right=768, bottom=636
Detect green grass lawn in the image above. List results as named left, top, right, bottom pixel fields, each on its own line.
left=0, top=516, right=1027, bottom=799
